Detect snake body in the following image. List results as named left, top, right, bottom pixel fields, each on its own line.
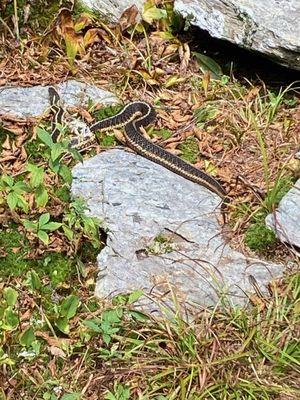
left=49, top=87, right=228, bottom=206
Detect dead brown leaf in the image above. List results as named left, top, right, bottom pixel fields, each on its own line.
left=119, top=5, right=139, bottom=31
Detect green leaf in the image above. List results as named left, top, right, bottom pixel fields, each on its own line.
left=26, top=270, right=42, bottom=291
left=68, top=147, right=83, bottom=162
left=193, top=52, right=223, bottom=79
left=61, top=393, right=81, bottom=400
left=23, top=219, right=37, bottom=231
left=13, top=181, right=30, bottom=193
left=37, top=127, right=54, bottom=147
left=43, top=222, right=62, bottom=231
left=59, top=164, right=72, bottom=184
left=51, top=143, right=65, bottom=162
left=102, top=309, right=123, bottom=324
left=38, top=213, right=50, bottom=228
left=3, top=308, right=19, bottom=330
left=35, top=186, right=49, bottom=207
left=4, top=287, right=18, bottom=306
left=16, top=194, right=29, bottom=213
left=128, top=290, right=144, bottom=304
left=103, top=333, right=112, bottom=345
left=19, top=327, right=35, bottom=347
left=49, top=158, right=61, bottom=174
left=60, top=295, right=80, bottom=320
left=6, top=191, right=18, bottom=210
left=129, top=310, right=149, bottom=322
left=62, top=225, right=74, bottom=241
left=142, top=5, right=167, bottom=24
left=65, top=30, right=79, bottom=67
left=1, top=175, right=14, bottom=187
left=55, top=317, right=69, bottom=334
left=37, top=230, right=49, bottom=244
left=0, top=349, right=15, bottom=366
left=27, top=164, right=44, bottom=187
left=83, top=319, right=102, bottom=333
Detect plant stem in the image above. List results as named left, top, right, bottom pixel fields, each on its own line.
left=13, top=0, right=20, bottom=40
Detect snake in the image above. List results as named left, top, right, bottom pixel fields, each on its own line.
left=48, top=87, right=228, bottom=210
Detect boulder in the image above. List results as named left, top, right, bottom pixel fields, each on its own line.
left=266, top=179, right=300, bottom=253
left=72, top=149, right=285, bottom=311
left=0, top=80, right=118, bottom=120
left=79, top=0, right=145, bottom=21
left=174, top=0, right=300, bottom=70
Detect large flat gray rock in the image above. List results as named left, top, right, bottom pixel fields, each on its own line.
left=0, top=80, right=117, bottom=119
left=266, top=179, right=300, bottom=251
left=174, top=0, right=300, bottom=70
left=72, top=149, right=285, bottom=310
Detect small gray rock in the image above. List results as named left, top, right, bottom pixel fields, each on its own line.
left=266, top=179, right=300, bottom=250
left=0, top=80, right=118, bottom=119
left=72, top=149, right=285, bottom=310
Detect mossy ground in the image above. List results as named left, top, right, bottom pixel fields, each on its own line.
left=0, top=226, right=75, bottom=285
left=179, top=136, right=199, bottom=163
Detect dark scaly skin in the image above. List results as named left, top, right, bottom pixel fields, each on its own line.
left=48, top=89, right=228, bottom=214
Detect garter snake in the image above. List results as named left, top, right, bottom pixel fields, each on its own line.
left=49, top=87, right=228, bottom=210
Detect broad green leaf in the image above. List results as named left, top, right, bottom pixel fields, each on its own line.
left=13, top=181, right=29, bottom=193
left=26, top=270, right=42, bottom=291
left=35, top=186, right=49, bottom=208
left=51, top=143, right=65, bottom=162
left=16, top=194, right=29, bottom=213
left=27, top=164, right=44, bottom=187
left=7, top=191, right=18, bottom=210
left=43, top=222, right=62, bottom=231
left=60, top=295, right=80, bottom=320
left=193, top=52, right=223, bottom=79
left=129, top=310, right=148, bottom=322
left=3, top=308, right=19, bottom=330
left=103, top=333, right=112, bottom=345
left=128, top=290, right=144, bottom=304
left=68, top=147, right=83, bottom=162
left=59, top=164, right=72, bottom=184
left=31, top=340, right=41, bottom=356
left=1, top=175, right=14, bottom=187
left=102, top=309, right=122, bottom=324
left=49, top=158, right=60, bottom=174
left=62, top=225, right=74, bottom=241
left=61, top=393, right=81, bottom=400
left=0, top=349, right=15, bottom=366
left=37, top=230, right=49, bottom=245
left=19, top=327, right=35, bottom=347
left=142, top=6, right=167, bottom=24
left=4, top=287, right=18, bottom=306
left=23, top=220, right=37, bottom=231
left=83, top=319, right=102, bottom=333
left=55, top=317, right=69, bottom=334
left=38, top=213, right=50, bottom=228
left=37, top=127, right=54, bottom=147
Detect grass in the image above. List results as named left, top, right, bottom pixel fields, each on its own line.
left=0, top=272, right=299, bottom=399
